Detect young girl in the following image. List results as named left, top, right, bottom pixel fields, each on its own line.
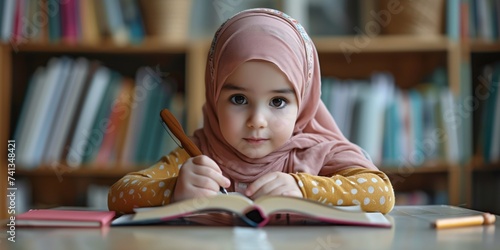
left=108, top=8, right=395, bottom=214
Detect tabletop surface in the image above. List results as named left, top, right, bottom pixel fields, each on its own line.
left=1, top=205, right=499, bottom=250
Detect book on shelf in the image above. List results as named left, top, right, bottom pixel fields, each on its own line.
left=415, top=83, right=441, bottom=161
left=490, top=64, right=500, bottom=162
left=440, top=88, right=461, bottom=163
left=94, top=78, right=134, bottom=165
left=12, top=56, right=181, bottom=169
left=356, top=72, right=395, bottom=164
left=1, top=0, right=16, bottom=42
left=16, top=209, right=116, bottom=228
left=479, top=63, right=500, bottom=163
left=33, top=57, right=73, bottom=165
left=320, top=68, right=462, bottom=167
left=0, top=0, right=145, bottom=45
left=119, top=66, right=177, bottom=166
left=142, top=82, right=174, bottom=162
left=43, top=57, right=90, bottom=164
left=408, top=89, right=425, bottom=165
left=447, top=0, right=460, bottom=41
left=66, top=66, right=112, bottom=167
left=464, top=0, right=500, bottom=41
left=81, top=71, right=123, bottom=164
left=382, top=89, right=402, bottom=166
left=120, top=67, right=150, bottom=165
left=60, top=0, right=78, bottom=44
left=80, top=0, right=101, bottom=44
left=14, top=67, right=45, bottom=167
left=17, top=57, right=71, bottom=168
left=135, top=73, right=176, bottom=164
left=48, top=0, right=61, bottom=43
left=111, top=194, right=392, bottom=228
left=120, top=0, right=145, bottom=43
left=135, top=78, right=163, bottom=164
left=61, top=60, right=102, bottom=163
left=11, top=0, right=23, bottom=43
left=102, top=0, right=129, bottom=45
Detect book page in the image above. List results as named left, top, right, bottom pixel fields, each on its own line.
left=132, top=194, right=254, bottom=221
left=252, top=196, right=390, bottom=227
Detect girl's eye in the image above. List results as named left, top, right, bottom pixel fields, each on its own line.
left=230, top=95, right=247, bottom=105
left=270, top=98, right=287, bottom=108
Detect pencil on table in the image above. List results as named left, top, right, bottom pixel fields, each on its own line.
left=433, top=213, right=496, bottom=229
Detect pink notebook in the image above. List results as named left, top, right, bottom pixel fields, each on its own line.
left=16, top=209, right=116, bottom=228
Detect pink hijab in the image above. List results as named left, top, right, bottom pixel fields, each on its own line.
left=193, top=8, right=377, bottom=185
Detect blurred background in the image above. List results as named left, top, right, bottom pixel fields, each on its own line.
left=0, top=0, right=499, bottom=218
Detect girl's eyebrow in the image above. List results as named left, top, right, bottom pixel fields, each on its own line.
left=221, top=83, right=245, bottom=91
left=222, top=83, right=294, bottom=94
left=273, top=88, right=295, bottom=94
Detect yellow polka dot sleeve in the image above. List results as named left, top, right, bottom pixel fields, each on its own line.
left=108, top=147, right=191, bottom=214
left=291, top=168, right=395, bottom=214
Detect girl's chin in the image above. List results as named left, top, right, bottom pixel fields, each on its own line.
left=238, top=148, right=272, bottom=159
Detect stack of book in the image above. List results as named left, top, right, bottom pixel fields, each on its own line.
left=465, top=0, right=500, bottom=42
left=14, top=56, right=181, bottom=170
left=0, top=0, right=146, bottom=45
left=475, top=62, right=500, bottom=164
left=321, top=69, right=461, bottom=167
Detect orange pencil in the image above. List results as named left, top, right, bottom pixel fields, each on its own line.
left=433, top=213, right=496, bottom=229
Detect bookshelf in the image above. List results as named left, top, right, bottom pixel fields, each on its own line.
left=0, top=40, right=210, bottom=217
left=466, top=40, right=500, bottom=214
left=312, top=34, right=463, bottom=206
left=1, top=36, right=463, bottom=218
left=0, top=0, right=490, bottom=218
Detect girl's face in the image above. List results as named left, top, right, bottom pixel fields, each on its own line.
left=216, top=61, right=299, bottom=158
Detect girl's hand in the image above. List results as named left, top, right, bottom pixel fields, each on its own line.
left=172, top=155, right=231, bottom=202
left=245, top=172, right=303, bottom=200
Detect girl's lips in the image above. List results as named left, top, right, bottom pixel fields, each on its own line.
left=244, top=138, right=268, bottom=144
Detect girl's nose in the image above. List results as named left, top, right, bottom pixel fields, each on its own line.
left=247, top=108, right=268, bottom=129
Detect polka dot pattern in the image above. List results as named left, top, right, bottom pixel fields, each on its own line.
left=108, top=147, right=191, bottom=214
left=357, top=178, right=367, bottom=184
left=364, top=197, right=370, bottom=205
left=290, top=167, right=395, bottom=214
left=164, top=189, right=171, bottom=197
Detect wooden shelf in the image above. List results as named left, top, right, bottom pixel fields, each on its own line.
left=472, top=162, right=500, bottom=172
left=6, top=37, right=189, bottom=54
left=470, top=40, right=500, bottom=53
left=380, top=162, right=454, bottom=174
left=187, top=35, right=452, bottom=54
left=313, top=35, right=451, bottom=53
left=16, top=166, right=139, bottom=178
left=5, top=35, right=454, bottom=54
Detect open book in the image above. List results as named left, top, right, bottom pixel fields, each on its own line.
left=112, top=194, right=391, bottom=228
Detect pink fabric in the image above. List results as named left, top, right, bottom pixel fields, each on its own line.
left=193, top=8, right=377, bottom=184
